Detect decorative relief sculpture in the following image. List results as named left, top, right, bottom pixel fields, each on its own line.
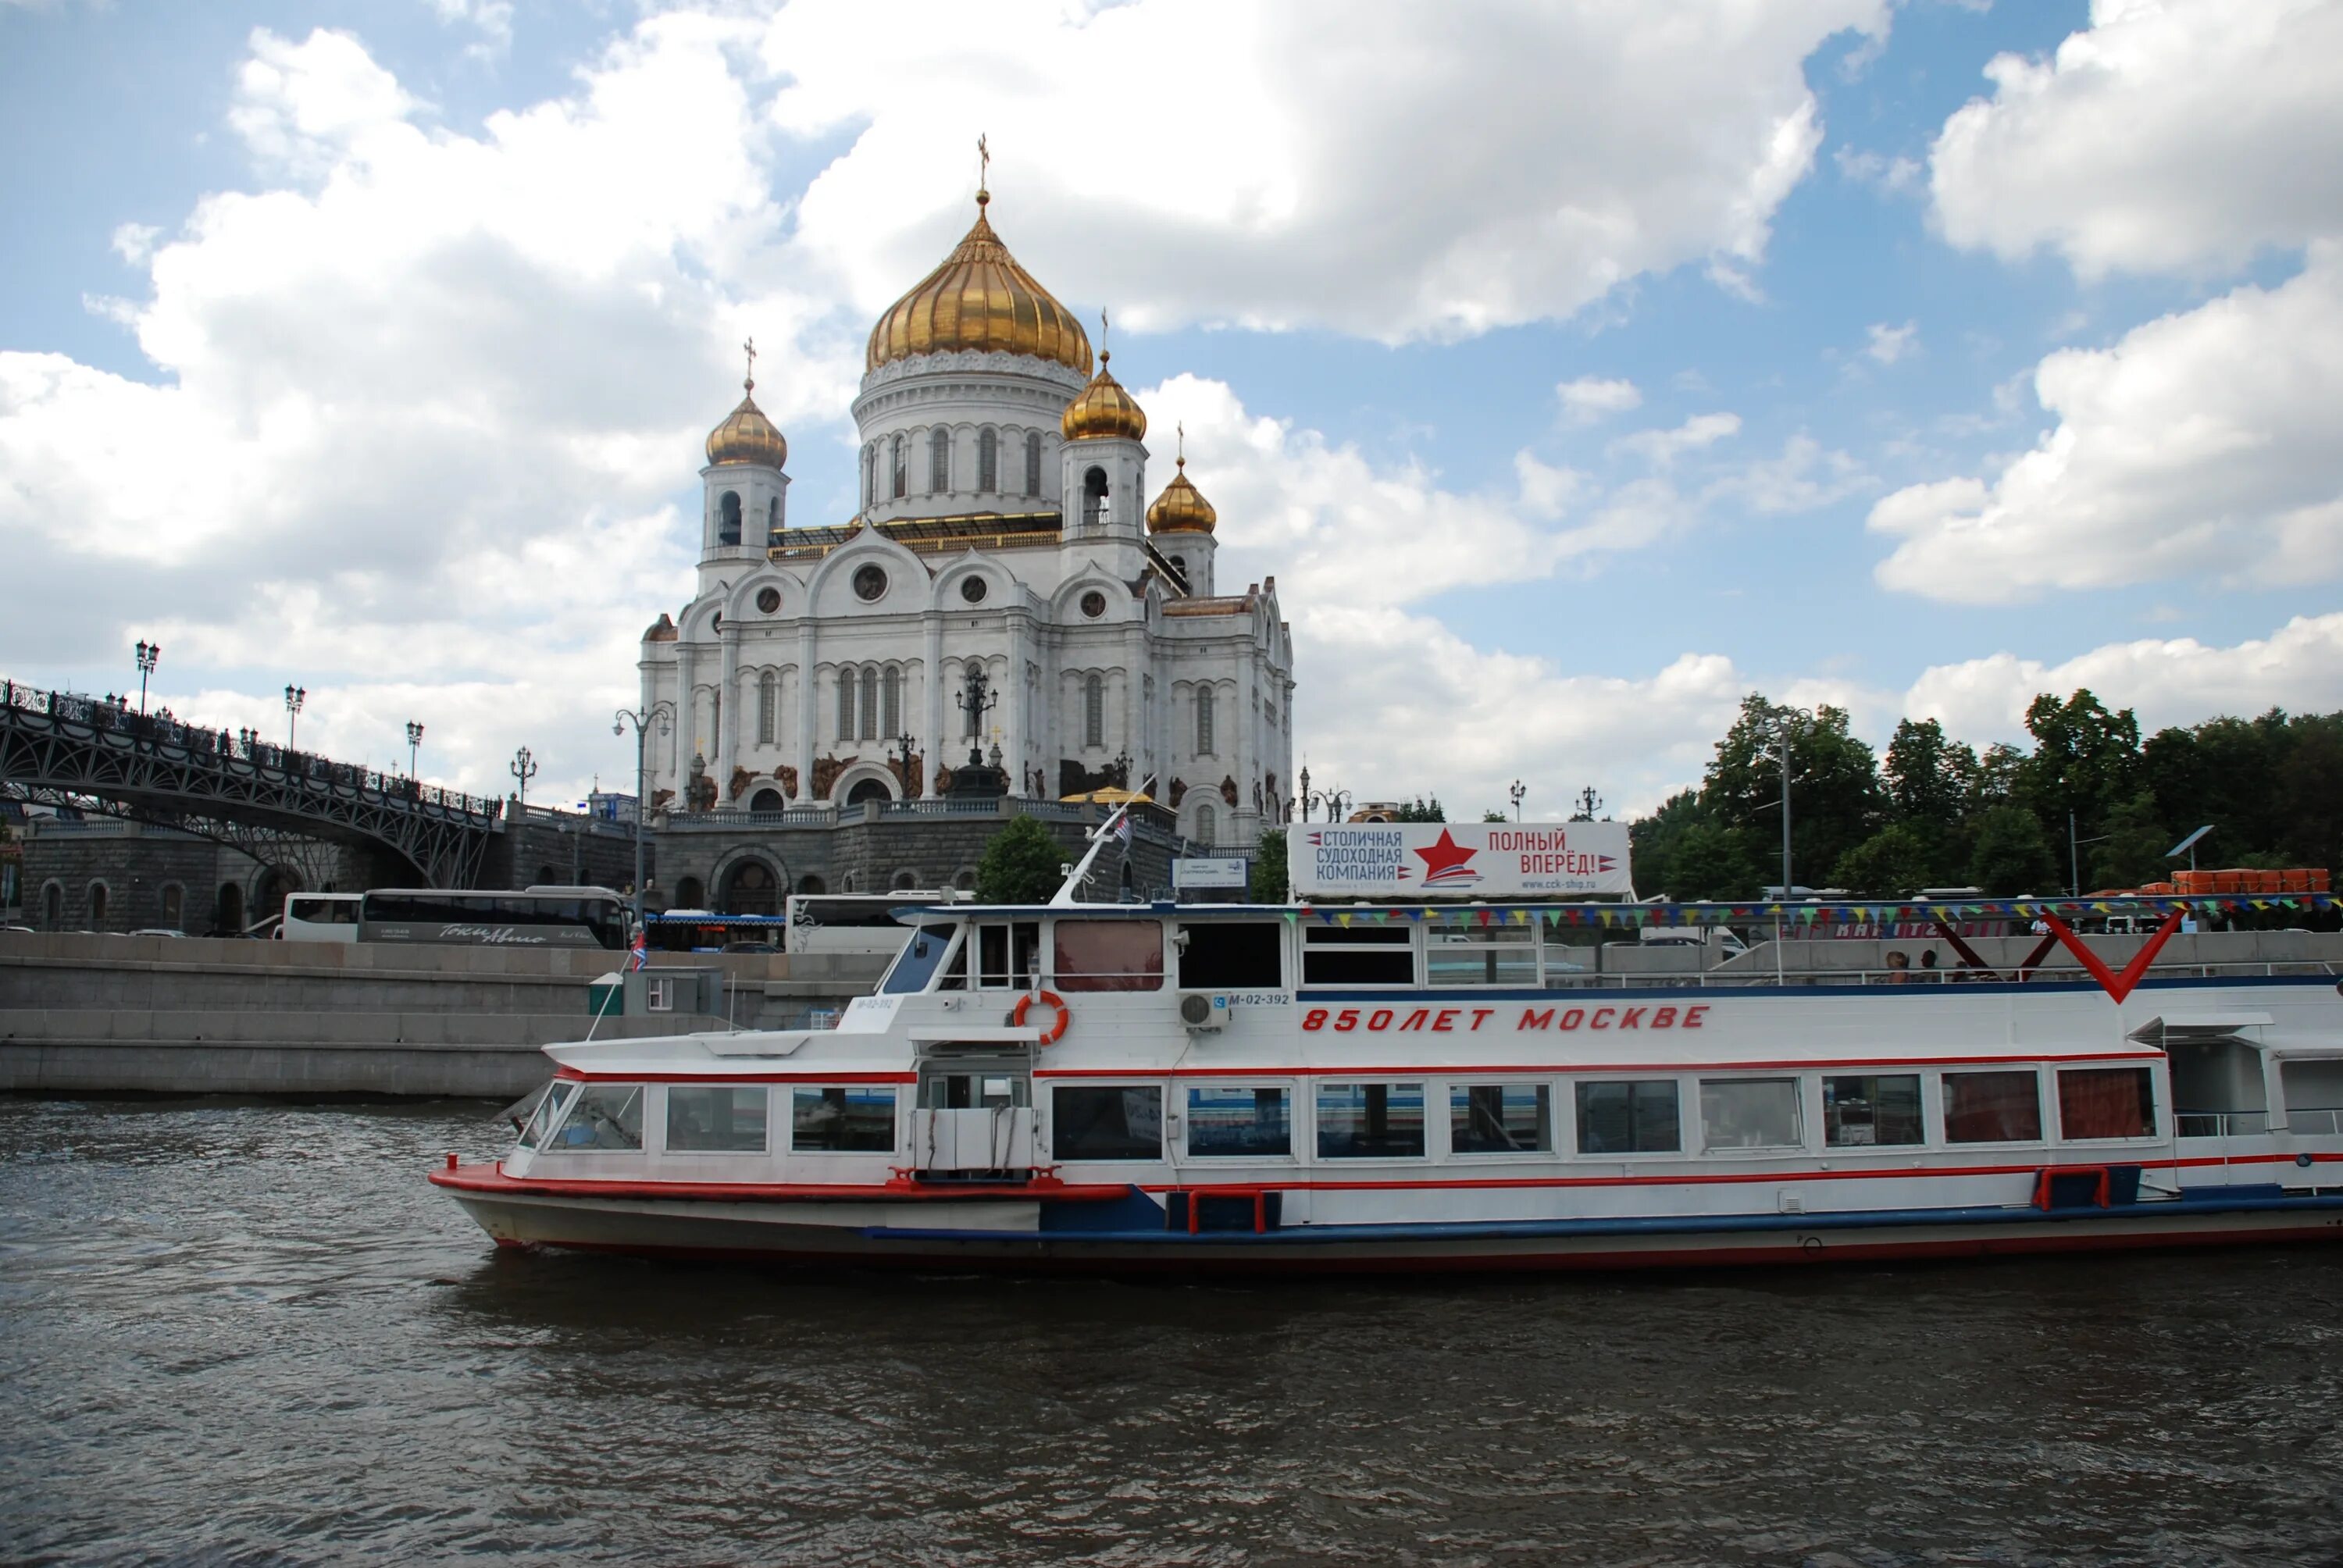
left=1220, top=775, right=1239, bottom=807
left=811, top=754, right=854, bottom=800
left=1168, top=777, right=1186, bottom=808
left=729, top=766, right=754, bottom=802
left=776, top=765, right=799, bottom=799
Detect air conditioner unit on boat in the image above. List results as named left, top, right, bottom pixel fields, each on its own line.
left=1178, top=992, right=1230, bottom=1031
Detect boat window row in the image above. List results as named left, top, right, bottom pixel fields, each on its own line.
left=522, top=1065, right=2159, bottom=1161
left=883, top=918, right=1609, bottom=995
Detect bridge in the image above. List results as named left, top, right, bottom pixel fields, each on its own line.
left=0, top=679, right=504, bottom=888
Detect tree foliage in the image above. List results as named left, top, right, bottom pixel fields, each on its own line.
left=1627, top=690, right=2341, bottom=903
left=1250, top=829, right=1289, bottom=904
left=974, top=815, right=1066, bottom=903
left=1393, top=796, right=1446, bottom=822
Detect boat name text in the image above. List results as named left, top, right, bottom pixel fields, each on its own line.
left=1301, top=1003, right=1710, bottom=1033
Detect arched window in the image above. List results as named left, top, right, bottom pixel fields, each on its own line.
left=1196, top=686, right=1215, bottom=755
left=890, top=435, right=906, bottom=498
left=978, top=427, right=998, bottom=491
left=160, top=884, right=183, bottom=929
left=1083, top=673, right=1104, bottom=749
left=859, top=666, right=879, bottom=741
left=836, top=665, right=856, bottom=740
left=767, top=496, right=779, bottom=536
left=797, top=874, right=826, bottom=896
left=1196, top=804, right=1217, bottom=847
left=929, top=428, right=951, bottom=494
left=749, top=787, right=784, bottom=812
left=41, top=882, right=62, bottom=928
left=1082, top=466, right=1107, bottom=533
left=89, top=882, right=108, bottom=928
left=214, top=882, right=241, bottom=935
left=891, top=868, right=920, bottom=891
left=862, top=445, right=875, bottom=510
left=881, top=666, right=901, bottom=738
left=847, top=777, right=890, bottom=807
left=676, top=875, right=704, bottom=909
left=757, top=668, right=777, bottom=744
left=1025, top=431, right=1043, bottom=496
left=718, top=490, right=742, bottom=547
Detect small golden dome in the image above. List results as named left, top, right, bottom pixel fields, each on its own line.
left=1061, top=352, right=1147, bottom=442
left=866, top=192, right=1092, bottom=376
left=705, top=379, right=787, bottom=469
left=1147, top=457, right=1217, bottom=533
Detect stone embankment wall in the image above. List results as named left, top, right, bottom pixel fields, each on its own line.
left=0, top=932, right=888, bottom=1097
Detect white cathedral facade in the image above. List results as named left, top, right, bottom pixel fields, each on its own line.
left=637, top=185, right=1296, bottom=850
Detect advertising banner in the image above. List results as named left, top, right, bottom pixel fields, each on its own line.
left=1291, top=821, right=1633, bottom=900
left=1172, top=857, right=1250, bottom=889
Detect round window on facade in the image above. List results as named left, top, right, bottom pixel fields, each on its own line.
left=960, top=576, right=987, bottom=604
left=1080, top=590, right=1107, bottom=619
left=853, top=565, right=888, bottom=602
left=755, top=586, right=781, bottom=615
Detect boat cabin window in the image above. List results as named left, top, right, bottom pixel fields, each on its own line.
left=880, top=925, right=959, bottom=994
left=937, top=932, right=968, bottom=990
left=1176, top=921, right=1285, bottom=989
left=1300, top=924, right=1414, bottom=986
left=918, top=1069, right=1028, bottom=1110
left=1823, top=1074, right=1923, bottom=1147
left=1186, top=1085, right=1293, bottom=1157
left=1942, top=1070, right=2042, bottom=1143
left=1576, top=1080, right=1680, bottom=1154
left=791, top=1087, right=898, bottom=1152
left=1425, top=925, right=1535, bottom=987
left=666, top=1085, right=769, bottom=1153
left=1699, top=1078, right=1804, bottom=1150
left=551, top=1083, right=644, bottom=1151
left=1450, top=1083, right=1551, bottom=1154
left=1053, top=919, right=1164, bottom=992
left=2281, top=1060, right=2343, bottom=1133
left=1316, top=1082, right=1427, bottom=1159
left=1050, top=1085, right=1164, bottom=1160
left=2057, top=1067, right=2156, bottom=1140
left=516, top=1080, right=576, bottom=1149
left=975, top=921, right=1042, bottom=989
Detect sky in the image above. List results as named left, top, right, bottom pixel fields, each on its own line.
left=2, top=0, right=2340, bottom=823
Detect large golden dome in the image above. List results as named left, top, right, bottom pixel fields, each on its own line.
left=705, top=380, right=788, bottom=468
left=1147, top=454, right=1217, bottom=534
left=865, top=192, right=1093, bottom=376
left=1061, top=352, right=1147, bottom=442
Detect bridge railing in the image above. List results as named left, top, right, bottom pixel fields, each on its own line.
left=2, top=679, right=505, bottom=821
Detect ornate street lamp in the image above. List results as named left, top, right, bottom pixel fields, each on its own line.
left=953, top=663, right=997, bottom=768
left=1298, top=763, right=1312, bottom=821
left=405, top=721, right=424, bottom=779
left=892, top=729, right=917, bottom=796
left=1509, top=779, right=1525, bottom=821
left=510, top=745, right=538, bottom=811
left=284, top=684, right=305, bottom=749
left=134, top=640, right=160, bottom=715
left=615, top=702, right=674, bottom=931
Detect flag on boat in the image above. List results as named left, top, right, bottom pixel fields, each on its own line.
left=629, top=931, right=649, bottom=971
left=1115, top=814, right=1132, bottom=850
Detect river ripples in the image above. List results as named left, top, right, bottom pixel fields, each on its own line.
left=5, top=1096, right=2343, bottom=1566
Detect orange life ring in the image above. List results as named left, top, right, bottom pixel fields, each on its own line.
left=1012, top=989, right=1071, bottom=1046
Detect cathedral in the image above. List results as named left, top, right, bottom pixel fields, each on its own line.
left=637, top=178, right=1296, bottom=857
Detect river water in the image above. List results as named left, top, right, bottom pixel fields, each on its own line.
left=5, top=1097, right=2342, bottom=1566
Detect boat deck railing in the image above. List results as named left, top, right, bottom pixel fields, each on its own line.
left=1525, top=959, right=2341, bottom=990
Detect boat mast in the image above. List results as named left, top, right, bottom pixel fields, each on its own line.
left=1049, top=776, right=1155, bottom=907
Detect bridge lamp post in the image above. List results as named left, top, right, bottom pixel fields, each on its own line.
left=134, top=641, right=159, bottom=715
left=284, top=685, right=305, bottom=749
left=510, top=746, right=537, bottom=811
left=405, top=721, right=424, bottom=779
left=615, top=702, right=674, bottom=930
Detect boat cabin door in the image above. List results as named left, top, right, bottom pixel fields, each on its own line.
left=910, top=1053, right=1036, bottom=1180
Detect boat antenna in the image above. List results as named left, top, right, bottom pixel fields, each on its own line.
left=1050, top=775, right=1156, bottom=907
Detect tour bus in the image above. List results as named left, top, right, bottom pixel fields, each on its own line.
left=277, top=891, right=362, bottom=943
left=356, top=887, right=630, bottom=950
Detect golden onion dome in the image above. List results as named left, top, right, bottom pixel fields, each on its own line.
left=1146, top=454, right=1217, bottom=533
left=705, top=377, right=788, bottom=469
left=866, top=191, right=1092, bottom=376
left=1061, top=351, right=1147, bottom=442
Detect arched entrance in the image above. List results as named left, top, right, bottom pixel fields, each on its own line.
left=88, top=882, right=109, bottom=929
left=674, top=875, right=704, bottom=909
left=216, top=882, right=244, bottom=935
left=797, top=874, right=826, bottom=896
left=42, top=882, right=63, bottom=928
left=719, top=858, right=781, bottom=916
left=749, top=787, right=785, bottom=812
left=845, top=778, right=891, bottom=807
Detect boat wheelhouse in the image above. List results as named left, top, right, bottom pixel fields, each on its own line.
left=433, top=812, right=2343, bottom=1274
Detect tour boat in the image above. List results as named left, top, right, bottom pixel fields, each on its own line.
left=432, top=816, right=2343, bottom=1275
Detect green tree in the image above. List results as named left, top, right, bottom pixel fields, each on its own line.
left=2018, top=690, right=2142, bottom=853
left=1394, top=796, right=1446, bottom=822
left=1664, top=821, right=1762, bottom=901
left=1628, top=789, right=1706, bottom=900
left=975, top=814, right=1066, bottom=903
left=1480, top=809, right=1508, bottom=823
left=1703, top=695, right=1883, bottom=889
left=2089, top=789, right=2170, bottom=889
left=1831, top=822, right=1940, bottom=897
left=2277, top=717, right=2343, bottom=873
left=1883, top=717, right=1974, bottom=828
left=1968, top=804, right=2059, bottom=896
left=1250, top=829, right=1289, bottom=903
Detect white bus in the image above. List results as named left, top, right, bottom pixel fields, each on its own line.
left=278, top=892, right=362, bottom=943
left=358, top=887, right=630, bottom=950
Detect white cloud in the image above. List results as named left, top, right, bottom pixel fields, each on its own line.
left=1867, top=244, right=2343, bottom=602
left=1556, top=376, right=1642, bottom=422
left=766, top=0, right=1888, bottom=341
left=1835, top=145, right=1920, bottom=193
left=109, top=223, right=161, bottom=264
left=1613, top=412, right=1742, bottom=466
left=1708, top=433, right=1869, bottom=515
left=1863, top=319, right=1918, bottom=365
left=1905, top=613, right=2343, bottom=745
left=1930, top=0, right=2343, bottom=276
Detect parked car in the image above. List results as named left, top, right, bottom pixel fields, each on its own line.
left=129, top=928, right=187, bottom=938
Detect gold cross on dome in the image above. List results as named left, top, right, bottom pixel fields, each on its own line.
left=1177, top=421, right=1186, bottom=464
left=976, top=134, right=990, bottom=194
left=743, top=335, right=757, bottom=392
left=1100, top=308, right=1111, bottom=360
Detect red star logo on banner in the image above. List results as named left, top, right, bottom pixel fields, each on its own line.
left=1414, top=828, right=1478, bottom=884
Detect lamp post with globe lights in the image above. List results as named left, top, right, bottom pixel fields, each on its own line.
left=1508, top=779, right=1525, bottom=821
left=615, top=701, right=674, bottom=929
left=284, top=685, right=305, bottom=749
left=134, top=640, right=160, bottom=716
left=405, top=721, right=424, bottom=779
